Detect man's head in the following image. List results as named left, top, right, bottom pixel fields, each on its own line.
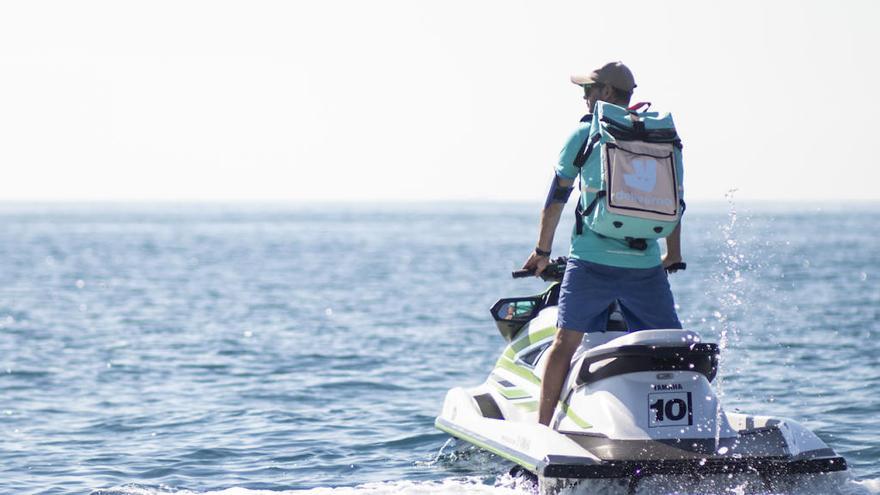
left=571, top=61, right=635, bottom=110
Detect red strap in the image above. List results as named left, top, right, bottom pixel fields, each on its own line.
left=628, top=101, right=652, bottom=112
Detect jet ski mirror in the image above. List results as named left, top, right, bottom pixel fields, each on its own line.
left=491, top=297, right=541, bottom=342
left=495, top=300, right=538, bottom=321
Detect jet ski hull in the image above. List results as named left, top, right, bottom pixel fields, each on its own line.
left=436, top=414, right=846, bottom=480
left=436, top=280, right=848, bottom=487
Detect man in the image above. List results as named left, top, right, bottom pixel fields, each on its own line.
left=520, top=61, right=684, bottom=427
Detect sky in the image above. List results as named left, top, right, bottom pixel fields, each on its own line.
left=0, top=0, right=878, bottom=202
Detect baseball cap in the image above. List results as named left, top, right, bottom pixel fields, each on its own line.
left=570, top=61, right=636, bottom=92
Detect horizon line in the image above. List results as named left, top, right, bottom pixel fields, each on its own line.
left=0, top=198, right=878, bottom=205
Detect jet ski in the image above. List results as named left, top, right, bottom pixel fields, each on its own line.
left=435, top=257, right=847, bottom=493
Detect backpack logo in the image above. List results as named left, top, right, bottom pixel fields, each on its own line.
left=624, top=158, right=657, bottom=192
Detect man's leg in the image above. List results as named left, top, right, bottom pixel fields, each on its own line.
left=618, top=265, right=682, bottom=331
left=548, top=259, right=616, bottom=426
left=538, top=328, right=584, bottom=426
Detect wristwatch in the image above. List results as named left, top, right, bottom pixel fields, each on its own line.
left=534, top=247, right=551, bottom=257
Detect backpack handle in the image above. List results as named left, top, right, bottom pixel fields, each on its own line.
left=628, top=101, right=652, bottom=113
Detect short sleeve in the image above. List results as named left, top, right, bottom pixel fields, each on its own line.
left=555, top=123, right=591, bottom=180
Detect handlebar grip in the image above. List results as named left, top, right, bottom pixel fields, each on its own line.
left=511, top=269, right=535, bottom=279
left=665, top=262, right=687, bottom=273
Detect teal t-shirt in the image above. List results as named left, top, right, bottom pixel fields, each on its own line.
left=555, top=120, right=664, bottom=269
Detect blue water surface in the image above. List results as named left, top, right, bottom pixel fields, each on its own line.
left=0, top=202, right=877, bottom=495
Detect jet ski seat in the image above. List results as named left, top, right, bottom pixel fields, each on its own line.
left=586, top=329, right=703, bottom=354
left=576, top=329, right=719, bottom=386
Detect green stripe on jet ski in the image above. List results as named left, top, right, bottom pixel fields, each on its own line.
left=435, top=417, right=540, bottom=472
left=495, top=386, right=532, bottom=400
left=504, top=326, right=557, bottom=359
left=489, top=375, right=532, bottom=399
left=494, top=357, right=541, bottom=385
left=560, top=401, right=592, bottom=429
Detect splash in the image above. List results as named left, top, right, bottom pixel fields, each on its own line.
left=850, top=477, right=880, bottom=494
left=415, top=437, right=456, bottom=467
left=711, top=188, right=750, bottom=445
left=716, top=189, right=747, bottom=355
left=90, top=471, right=874, bottom=495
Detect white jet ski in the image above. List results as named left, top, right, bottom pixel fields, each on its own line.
left=435, top=258, right=847, bottom=493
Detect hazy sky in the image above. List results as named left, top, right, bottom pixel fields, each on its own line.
left=1, top=1, right=877, bottom=202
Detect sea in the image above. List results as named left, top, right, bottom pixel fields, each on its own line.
left=1, top=201, right=877, bottom=495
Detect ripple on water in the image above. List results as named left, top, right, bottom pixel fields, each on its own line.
left=0, top=205, right=877, bottom=495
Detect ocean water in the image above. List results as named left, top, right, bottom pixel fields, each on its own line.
left=1, top=201, right=877, bottom=495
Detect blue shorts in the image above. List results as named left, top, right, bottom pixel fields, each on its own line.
left=557, top=258, right=682, bottom=333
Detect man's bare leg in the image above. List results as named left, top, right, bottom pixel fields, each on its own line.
left=538, top=328, right=584, bottom=426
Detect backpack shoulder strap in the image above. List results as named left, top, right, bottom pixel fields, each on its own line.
left=573, top=133, right=601, bottom=169
left=571, top=115, right=603, bottom=234
left=572, top=131, right=603, bottom=235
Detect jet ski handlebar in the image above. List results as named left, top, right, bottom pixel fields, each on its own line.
left=512, top=257, right=568, bottom=281
left=513, top=258, right=687, bottom=281
left=665, top=262, right=687, bottom=273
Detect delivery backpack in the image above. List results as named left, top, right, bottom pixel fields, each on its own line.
left=573, top=101, right=684, bottom=249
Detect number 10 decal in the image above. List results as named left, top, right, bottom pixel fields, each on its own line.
left=648, top=392, right=693, bottom=427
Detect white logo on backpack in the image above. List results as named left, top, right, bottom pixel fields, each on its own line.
left=624, top=158, right=657, bottom=192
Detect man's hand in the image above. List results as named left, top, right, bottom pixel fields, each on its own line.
left=522, top=252, right=551, bottom=277
left=662, top=253, right=685, bottom=273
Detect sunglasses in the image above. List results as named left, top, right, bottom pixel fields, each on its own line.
left=582, top=83, right=605, bottom=97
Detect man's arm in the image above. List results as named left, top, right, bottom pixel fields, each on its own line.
left=525, top=123, right=588, bottom=275
left=662, top=222, right=683, bottom=271
left=522, top=176, right=575, bottom=276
